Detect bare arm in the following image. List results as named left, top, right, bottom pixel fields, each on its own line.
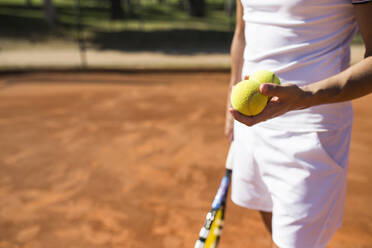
left=229, top=0, right=245, bottom=88
left=225, top=0, right=245, bottom=140
left=230, top=2, right=372, bottom=126
left=301, top=3, right=372, bottom=106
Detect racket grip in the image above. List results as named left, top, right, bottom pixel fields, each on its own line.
left=194, top=240, right=205, bottom=248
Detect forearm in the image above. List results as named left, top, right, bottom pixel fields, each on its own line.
left=227, top=32, right=245, bottom=110
left=229, top=0, right=245, bottom=90
left=229, top=31, right=245, bottom=87
left=299, top=2, right=372, bottom=109
left=302, top=55, right=372, bottom=108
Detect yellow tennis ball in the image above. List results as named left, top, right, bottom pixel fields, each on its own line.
left=250, top=70, right=281, bottom=85
left=230, top=79, right=268, bottom=116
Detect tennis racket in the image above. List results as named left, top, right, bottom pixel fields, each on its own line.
left=194, top=143, right=234, bottom=248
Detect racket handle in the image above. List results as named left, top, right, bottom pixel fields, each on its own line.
left=194, top=240, right=205, bottom=248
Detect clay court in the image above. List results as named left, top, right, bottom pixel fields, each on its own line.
left=0, top=71, right=371, bottom=248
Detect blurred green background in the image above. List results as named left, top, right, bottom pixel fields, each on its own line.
left=0, top=0, right=236, bottom=54
left=0, top=0, right=364, bottom=69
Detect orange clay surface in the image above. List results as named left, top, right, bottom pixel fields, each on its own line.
left=0, top=72, right=371, bottom=248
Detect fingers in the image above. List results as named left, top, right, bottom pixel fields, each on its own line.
left=229, top=82, right=300, bottom=126
left=260, top=83, right=295, bottom=98
left=229, top=100, right=285, bottom=126
left=260, top=83, right=281, bottom=97
left=229, top=108, right=265, bottom=126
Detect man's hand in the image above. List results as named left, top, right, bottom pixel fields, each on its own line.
left=229, top=83, right=308, bottom=126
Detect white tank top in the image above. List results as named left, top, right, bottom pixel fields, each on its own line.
left=241, top=0, right=360, bottom=131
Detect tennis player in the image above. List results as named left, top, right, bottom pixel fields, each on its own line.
left=225, top=1, right=372, bottom=248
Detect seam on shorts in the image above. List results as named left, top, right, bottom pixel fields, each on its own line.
left=313, top=173, right=345, bottom=247
left=272, top=171, right=346, bottom=248
left=314, top=125, right=352, bottom=173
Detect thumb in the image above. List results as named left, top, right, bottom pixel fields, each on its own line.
left=259, top=83, right=289, bottom=97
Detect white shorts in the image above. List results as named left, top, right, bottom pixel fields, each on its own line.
left=231, top=121, right=352, bottom=248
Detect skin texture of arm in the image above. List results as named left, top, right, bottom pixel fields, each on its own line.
left=230, top=2, right=372, bottom=127
left=225, top=0, right=245, bottom=141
